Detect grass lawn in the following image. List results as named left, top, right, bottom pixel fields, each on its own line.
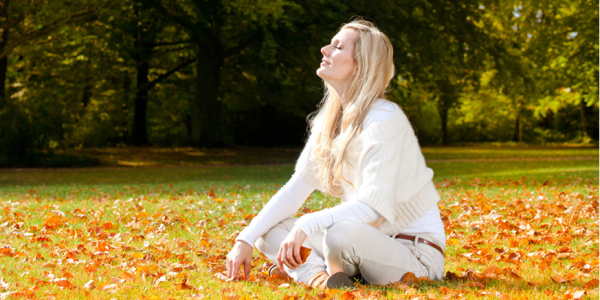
left=0, top=147, right=597, bottom=299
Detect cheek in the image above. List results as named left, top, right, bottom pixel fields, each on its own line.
left=333, top=54, right=354, bottom=70
left=339, top=56, right=355, bottom=75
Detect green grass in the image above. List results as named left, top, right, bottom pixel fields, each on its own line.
left=0, top=147, right=597, bottom=299
left=51, top=145, right=599, bottom=168
left=421, top=146, right=598, bottom=160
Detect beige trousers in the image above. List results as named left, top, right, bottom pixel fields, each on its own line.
left=255, top=217, right=445, bottom=285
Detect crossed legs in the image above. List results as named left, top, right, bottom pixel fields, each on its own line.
left=255, top=217, right=444, bottom=285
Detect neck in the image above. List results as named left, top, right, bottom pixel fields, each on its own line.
left=328, top=80, right=351, bottom=110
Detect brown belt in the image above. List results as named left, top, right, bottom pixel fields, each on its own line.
left=392, top=234, right=445, bottom=257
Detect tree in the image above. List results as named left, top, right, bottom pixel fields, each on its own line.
left=375, top=0, right=491, bottom=144
left=0, top=0, right=96, bottom=110
left=145, top=0, right=299, bottom=147
left=480, top=0, right=598, bottom=142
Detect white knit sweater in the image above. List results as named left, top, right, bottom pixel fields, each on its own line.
left=295, top=100, right=441, bottom=236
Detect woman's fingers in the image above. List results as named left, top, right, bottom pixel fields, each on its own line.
left=277, top=244, right=285, bottom=271
left=225, top=241, right=253, bottom=280
left=243, top=259, right=251, bottom=280
left=278, top=243, right=296, bottom=270
left=287, top=245, right=298, bottom=268
left=232, top=260, right=242, bottom=279
left=293, top=243, right=303, bottom=266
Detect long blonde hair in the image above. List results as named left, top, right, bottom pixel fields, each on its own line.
left=309, top=18, right=395, bottom=197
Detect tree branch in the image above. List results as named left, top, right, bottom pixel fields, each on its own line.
left=148, top=0, right=214, bottom=44
left=138, top=58, right=196, bottom=93
left=0, top=9, right=95, bottom=60
left=0, top=14, right=24, bottom=31
left=150, top=39, right=192, bottom=47
left=148, top=0, right=193, bottom=30
left=221, top=31, right=261, bottom=60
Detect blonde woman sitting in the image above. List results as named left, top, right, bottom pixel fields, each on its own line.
left=225, top=19, right=446, bottom=289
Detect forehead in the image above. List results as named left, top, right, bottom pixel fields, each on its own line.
left=332, top=28, right=356, bottom=44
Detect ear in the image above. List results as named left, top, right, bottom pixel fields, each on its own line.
left=351, top=61, right=359, bottom=76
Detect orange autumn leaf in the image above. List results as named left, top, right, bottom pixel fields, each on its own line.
left=43, top=215, right=65, bottom=229
left=401, top=272, right=421, bottom=286
left=176, top=278, right=197, bottom=290
left=339, top=290, right=355, bottom=300
left=482, top=266, right=503, bottom=279
left=300, top=246, right=311, bottom=263
left=131, top=252, right=144, bottom=260
left=389, top=282, right=416, bottom=293
left=468, top=281, right=485, bottom=289
left=101, top=222, right=115, bottom=230
left=51, top=278, right=74, bottom=289
left=550, top=274, right=576, bottom=284
left=583, top=278, right=599, bottom=289
left=111, top=277, right=126, bottom=284
left=207, top=189, right=215, bottom=198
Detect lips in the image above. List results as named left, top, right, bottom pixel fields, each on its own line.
left=321, top=59, right=330, bottom=65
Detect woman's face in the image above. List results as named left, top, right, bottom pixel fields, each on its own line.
left=317, top=29, right=358, bottom=85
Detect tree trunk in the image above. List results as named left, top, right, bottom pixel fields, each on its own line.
left=122, top=75, right=131, bottom=143
left=130, top=20, right=153, bottom=146
left=190, top=43, right=223, bottom=147
left=131, top=55, right=150, bottom=145
left=436, top=79, right=456, bottom=145
left=0, top=0, right=10, bottom=111
left=437, top=98, right=449, bottom=145
left=0, top=54, right=7, bottom=111
left=579, top=97, right=599, bottom=141
left=512, top=111, right=520, bottom=142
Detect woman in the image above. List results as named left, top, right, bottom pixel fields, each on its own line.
left=226, top=19, right=445, bottom=289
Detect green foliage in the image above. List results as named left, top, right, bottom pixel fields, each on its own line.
left=0, top=0, right=597, bottom=161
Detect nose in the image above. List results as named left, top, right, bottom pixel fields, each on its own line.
left=321, top=45, right=329, bottom=57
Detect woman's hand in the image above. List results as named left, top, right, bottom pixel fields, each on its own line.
left=226, top=241, right=253, bottom=280
left=277, top=226, right=308, bottom=270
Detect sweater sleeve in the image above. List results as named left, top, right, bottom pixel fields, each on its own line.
left=235, top=175, right=314, bottom=246
left=294, top=201, right=382, bottom=236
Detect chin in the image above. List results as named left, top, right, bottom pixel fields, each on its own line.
left=316, top=68, right=326, bottom=79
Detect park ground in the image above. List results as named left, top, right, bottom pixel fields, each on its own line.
left=0, top=146, right=598, bottom=299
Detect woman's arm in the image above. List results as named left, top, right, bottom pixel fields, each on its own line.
left=227, top=175, right=314, bottom=279
left=235, top=174, right=315, bottom=246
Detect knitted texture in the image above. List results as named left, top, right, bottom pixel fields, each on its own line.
left=294, top=101, right=440, bottom=236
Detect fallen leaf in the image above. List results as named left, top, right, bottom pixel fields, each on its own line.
left=339, top=290, right=355, bottom=300
left=300, top=246, right=312, bottom=263
left=100, top=284, right=118, bottom=291
left=83, top=280, right=95, bottom=290
left=550, top=274, right=575, bottom=284
left=154, top=276, right=166, bottom=287
left=131, top=252, right=144, bottom=260
left=468, top=281, right=485, bottom=289
left=0, top=278, right=8, bottom=289
left=583, top=278, right=599, bottom=289
left=50, top=278, right=73, bottom=289
left=177, top=278, right=196, bottom=290
left=111, top=277, right=126, bottom=284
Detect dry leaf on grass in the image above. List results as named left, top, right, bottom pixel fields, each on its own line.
left=176, top=278, right=197, bottom=290
left=583, top=278, right=599, bottom=289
